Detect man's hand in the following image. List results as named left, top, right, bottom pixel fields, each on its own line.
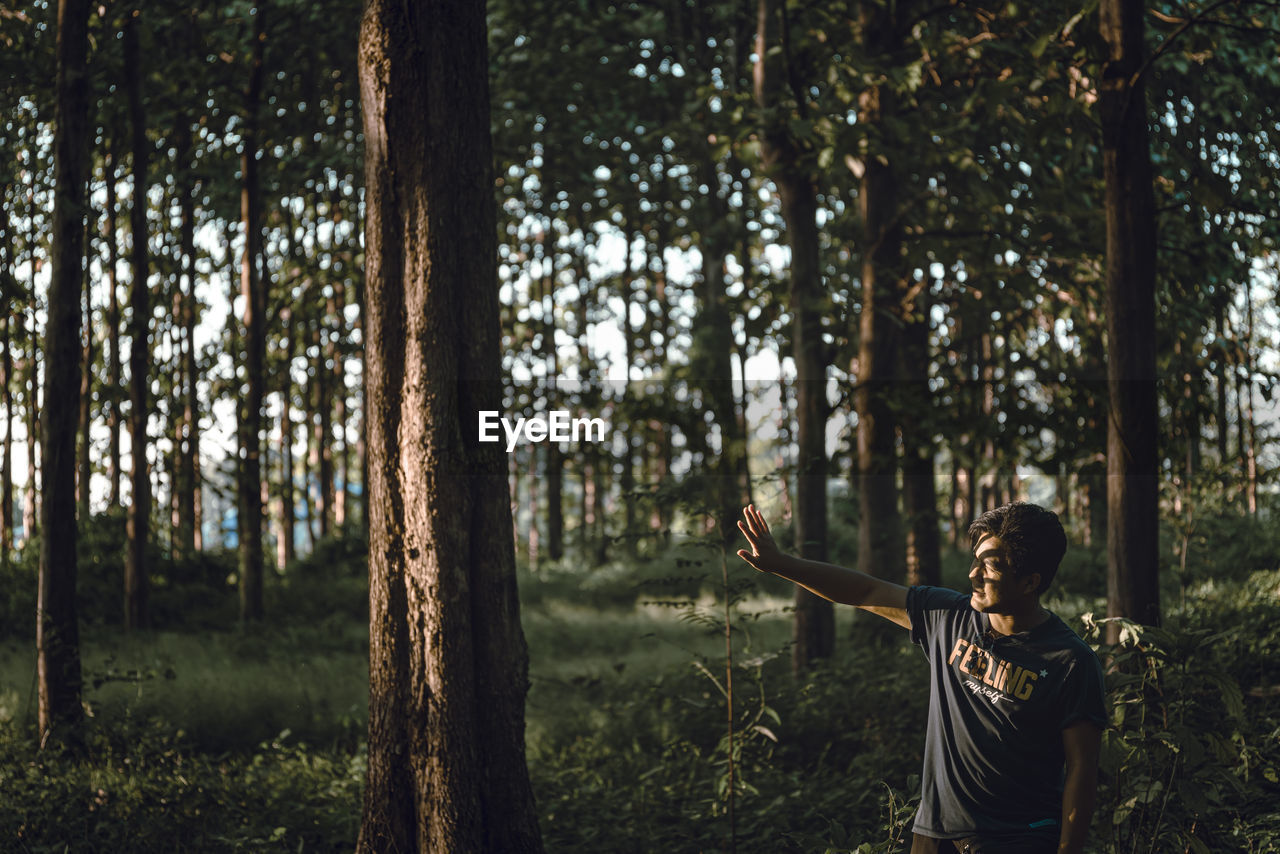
left=736, top=504, right=781, bottom=574
left=735, top=503, right=911, bottom=629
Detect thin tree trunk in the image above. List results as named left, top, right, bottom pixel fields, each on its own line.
left=175, top=131, right=198, bottom=558
left=279, top=307, right=296, bottom=568
left=1241, top=287, right=1258, bottom=515
left=237, top=4, right=266, bottom=622
left=24, top=207, right=40, bottom=550
left=39, top=0, right=90, bottom=748
left=104, top=145, right=122, bottom=508
left=77, top=210, right=92, bottom=522
left=356, top=0, right=544, bottom=846
left=901, top=278, right=940, bottom=586
left=1, top=310, right=13, bottom=563
left=1101, top=0, right=1160, bottom=640
left=123, top=6, right=150, bottom=630
left=756, top=0, right=833, bottom=672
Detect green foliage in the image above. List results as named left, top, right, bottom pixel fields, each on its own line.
left=1084, top=610, right=1280, bottom=854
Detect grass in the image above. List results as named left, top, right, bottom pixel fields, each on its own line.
left=0, top=510, right=1278, bottom=852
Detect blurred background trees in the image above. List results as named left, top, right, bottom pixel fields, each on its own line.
left=1, top=0, right=1277, bottom=654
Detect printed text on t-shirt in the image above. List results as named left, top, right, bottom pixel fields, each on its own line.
left=947, top=637, right=1041, bottom=701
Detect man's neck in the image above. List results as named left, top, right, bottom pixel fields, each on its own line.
left=988, top=603, right=1050, bottom=636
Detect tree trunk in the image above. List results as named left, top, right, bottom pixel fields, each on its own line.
left=23, top=246, right=40, bottom=549
left=279, top=308, right=296, bottom=568
left=77, top=210, right=92, bottom=522
left=175, top=129, right=198, bottom=559
left=1241, top=286, right=1258, bottom=515
left=755, top=0, right=833, bottom=672
left=855, top=3, right=904, bottom=587
left=1213, top=301, right=1229, bottom=463
left=124, top=6, right=150, bottom=630
left=104, top=145, right=122, bottom=508
left=356, top=0, right=544, bottom=848
left=900, top=278, right=940, bottom=586
left=236, top=6, right=267, bottom=621
left=2, top=310, right=13, bottom=563
left=39, top=0, right=90, bottom=748
left=1100, top=0, right=1160, bottom=640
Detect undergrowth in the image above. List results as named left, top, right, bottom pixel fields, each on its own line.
left=0, top=505, right=1276, bottom=852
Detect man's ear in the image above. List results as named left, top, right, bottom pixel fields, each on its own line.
left=1021, top=572, right=1041, bottom=595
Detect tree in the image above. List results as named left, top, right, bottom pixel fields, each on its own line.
left=123, top=4, right=149, bottom=631
left=237, top=5, right=266, bottom=622
left=754, top=0, right=834, bottom=673
left=38, top=0, right=89, bottom=748
left=356, top=0, right=543, bottom=849
left=1100, top=0, right=1160, bottom=640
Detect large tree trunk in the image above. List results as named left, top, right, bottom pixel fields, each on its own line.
left=855, top=2, right=904, bottom=586
left=1100, top=0, right=1160, bottom=640
left=238, top=6, right=266, bottom=622
left=356, top=0, right=544, bottom=849
left=755, top=0, right=834, bottom=673
left=39, top=0, right=90, bottom=748
left=123, top=6, right=150, bottom=630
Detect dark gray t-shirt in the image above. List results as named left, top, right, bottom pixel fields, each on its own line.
left=906, top=585, right=1107, bottom=839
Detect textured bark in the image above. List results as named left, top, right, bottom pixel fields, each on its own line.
left=1100, top=0, right=1160, bottom=641
left=123, top=6, right=150, bottom=630
left=39, top=0, right=90, bottom=748
left=755, top=0, right=833, bottom=673
left=356, top=0, right=544, bottom=849
left=856, top=103, right=902, bottom=589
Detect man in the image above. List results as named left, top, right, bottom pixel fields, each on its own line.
left=737, top=501, right=1106, bottom=854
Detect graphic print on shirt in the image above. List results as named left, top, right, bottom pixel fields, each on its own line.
left=947, top=637, right=1048, bottom=704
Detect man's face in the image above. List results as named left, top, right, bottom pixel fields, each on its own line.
left=968, top=534, right=1037, bottom=614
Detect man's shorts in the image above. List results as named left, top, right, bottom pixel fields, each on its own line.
left=910, top=831, right=1057, bottom=854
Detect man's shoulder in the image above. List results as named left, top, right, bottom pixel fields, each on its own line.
left=1039, top=612, right=1104, bottom=666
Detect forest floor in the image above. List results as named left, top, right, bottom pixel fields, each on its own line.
left=2, top=513, right=1279, bottom=852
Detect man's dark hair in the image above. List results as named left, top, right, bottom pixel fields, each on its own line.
left=967, top=502, right=1067, bottom=594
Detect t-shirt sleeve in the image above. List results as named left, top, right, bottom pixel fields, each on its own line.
left=906, top=585, right=968, bottom=649
left=1058, top=647, right=1108, bottom=730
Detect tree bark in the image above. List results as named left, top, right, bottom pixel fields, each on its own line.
left=755, top=0, right=833, bottom=671
left=123, top=5, right=150, bottom=631
left=855, top=2, right=904, bottom=588
left=900, top=279, right=940, bottom=586
left=356, top=0, right=544, bottom=849
left=238, top=5, right=267, bottom=622
left=39, top=0, right=90, bottom=748
left=1100, top=0, right=1160, bottom=640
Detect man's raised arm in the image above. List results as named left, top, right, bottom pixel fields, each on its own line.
left=736, top=504, right=911, bottom=629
